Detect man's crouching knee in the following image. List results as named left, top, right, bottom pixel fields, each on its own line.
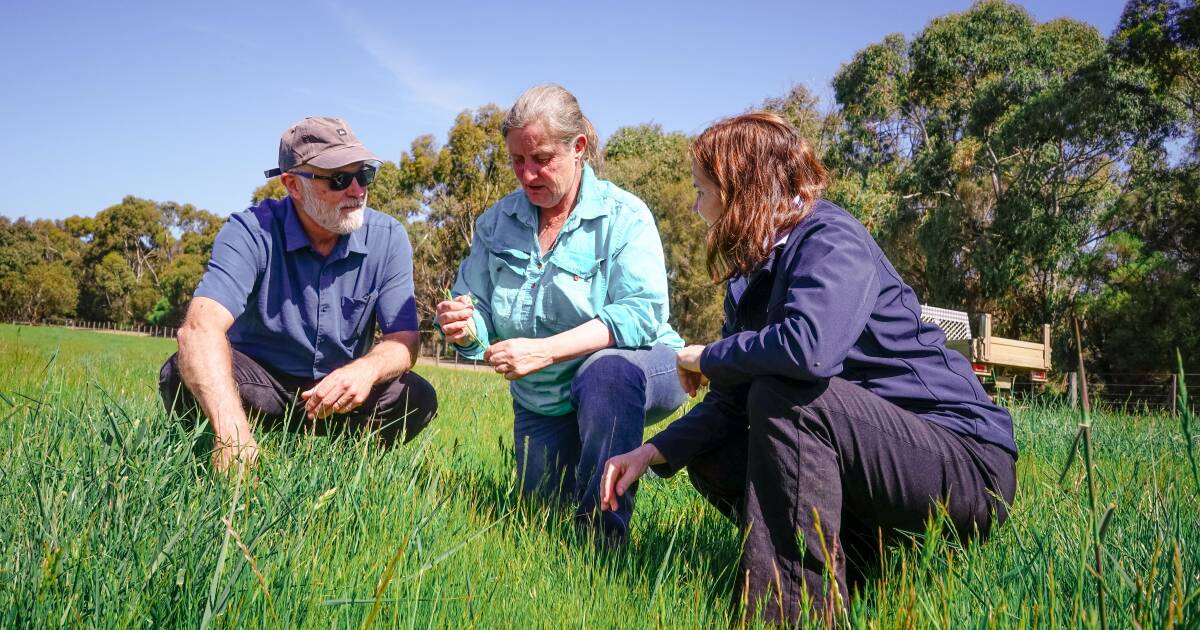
left=370, top=371, right=438, bottom=445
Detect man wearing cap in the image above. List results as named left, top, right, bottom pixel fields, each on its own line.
left=159, top=116, right=438, bottom=472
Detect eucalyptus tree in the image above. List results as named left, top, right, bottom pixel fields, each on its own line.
left=396, top=105, right=517, bottom=326
left=604, top=124, right=723, bottom=343
left=832, top=0, right=1161, bottom=349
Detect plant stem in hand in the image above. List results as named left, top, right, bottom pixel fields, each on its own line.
left=444, top=288, right=481, bottom=347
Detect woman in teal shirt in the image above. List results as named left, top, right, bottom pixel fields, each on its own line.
left=435, top=84, right=685, bottom=540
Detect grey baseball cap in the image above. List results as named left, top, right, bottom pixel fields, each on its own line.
left=264, top=116, right=379, bottom=178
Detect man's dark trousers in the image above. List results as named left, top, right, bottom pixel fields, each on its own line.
left=684, top=376, right=1016, bottom=624
left=159, top=349, right=438, bottom=446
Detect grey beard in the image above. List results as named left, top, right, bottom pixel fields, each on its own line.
left=298, top=179, right=367, bottom=234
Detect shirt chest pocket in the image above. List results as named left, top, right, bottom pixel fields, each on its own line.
left=340, top=290, right=379, bottom=340
left=545, top=251, right=605, bottom=325
left=487, top=249, right=529, bottom=318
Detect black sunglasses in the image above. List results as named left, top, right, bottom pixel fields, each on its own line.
left=287, top=162, right=379, bottom=191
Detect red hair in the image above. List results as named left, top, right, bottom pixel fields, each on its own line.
left=692, top=111, right=828, bottom=282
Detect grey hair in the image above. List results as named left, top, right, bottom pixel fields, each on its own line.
left=502, top=84, right=602, bottom=169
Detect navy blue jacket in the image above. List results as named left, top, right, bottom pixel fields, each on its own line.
left=648, top=200, right=1017, bottom=476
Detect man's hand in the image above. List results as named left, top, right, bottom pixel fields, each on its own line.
left=600, top=444, right=665, bottom=511
left=435, top=294, right=477, bottom=345
left=484, top=337, right=554, bottom=380
left=211, top=422, right=260, bottom=473
left=676, top=344, right=709, bottom=397
left=301, top=360, right=380, bottom=419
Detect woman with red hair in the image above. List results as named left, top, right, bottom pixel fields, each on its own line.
left=601, top=112, right=1017, bottom=623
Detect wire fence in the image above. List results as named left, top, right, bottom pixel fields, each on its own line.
left=1065, top=372, right=1198, bottom=415
left=6, top=317, right=180, bottom=339
left=416, top=330, right=489, bottom=368
left=2, top=318, right=489, bottom=367
left=5, top=318, right=1197, bottom=413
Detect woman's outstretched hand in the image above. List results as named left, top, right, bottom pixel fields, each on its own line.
left=601, top=443, right=665, bottom=511
left=676, top=344, right=709, bottom=397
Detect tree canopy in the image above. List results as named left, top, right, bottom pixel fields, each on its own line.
left=1, top=0, right=1194, bottom=378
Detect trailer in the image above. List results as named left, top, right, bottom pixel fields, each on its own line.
left=920, top=306, right=1051, bottom=392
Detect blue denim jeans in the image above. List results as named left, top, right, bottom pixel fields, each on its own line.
left=512, top=344, right=687, bottom=536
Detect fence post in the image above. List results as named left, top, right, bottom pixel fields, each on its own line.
left=1068, top=372, right=1078, bottom=409
left=1171, top=373, right=1178, bottom=416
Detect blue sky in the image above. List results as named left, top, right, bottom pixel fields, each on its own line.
left=2, top=0, right=1126, bottom=221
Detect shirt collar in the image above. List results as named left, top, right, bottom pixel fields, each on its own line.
left=569, top=164, right=608, bottom=222
left=743, top=232, right=790, bottom=281
left=504, top=195, right=537, bottom=229
left=282, top=196, right=368, bottom=257
left=282, top=197, right=312, bottom=253
left=761, top=239, right=787, bottom=273
left=345, top=219, right=368, bottom=255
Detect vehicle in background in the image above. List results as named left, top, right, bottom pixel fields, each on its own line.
left=920, top=305, right=1051, bottom=393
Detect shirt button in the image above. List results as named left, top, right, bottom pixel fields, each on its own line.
left=321, top=304, right=329, bottom=311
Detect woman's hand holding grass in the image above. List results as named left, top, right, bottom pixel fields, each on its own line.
left=484, top=338, right=554, bottom=380
left=435, top=293, right=478, bottom=346
left=676, top=344, right=710, bottom=397
left=485, top=319, right=614, bottom=380
left=601, top=444, right=665, bottom=511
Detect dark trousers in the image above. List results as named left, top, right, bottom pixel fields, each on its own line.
left=513, top=345, right=687, bottom=538
left=158, top=349, right=438, bottom=446
left=685, top=376, right=1016, bottom=624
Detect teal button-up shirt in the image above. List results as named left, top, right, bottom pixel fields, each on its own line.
left=451, top=165, right=684, bottom=415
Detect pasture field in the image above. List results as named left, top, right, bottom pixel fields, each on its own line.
left=1, top=323, right=1198, bottom=628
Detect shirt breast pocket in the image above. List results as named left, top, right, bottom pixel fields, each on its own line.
left=546, top=252, right=605, bottom=324
left=487, top=249, right=529, bottom=319
left=341, top=290, right=379, bottom=340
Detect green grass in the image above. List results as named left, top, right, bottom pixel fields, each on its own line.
left=1, top=323, right=1198, bottom=628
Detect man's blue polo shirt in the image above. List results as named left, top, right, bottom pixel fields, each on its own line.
left=193, top=196, right=418, bottom=379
